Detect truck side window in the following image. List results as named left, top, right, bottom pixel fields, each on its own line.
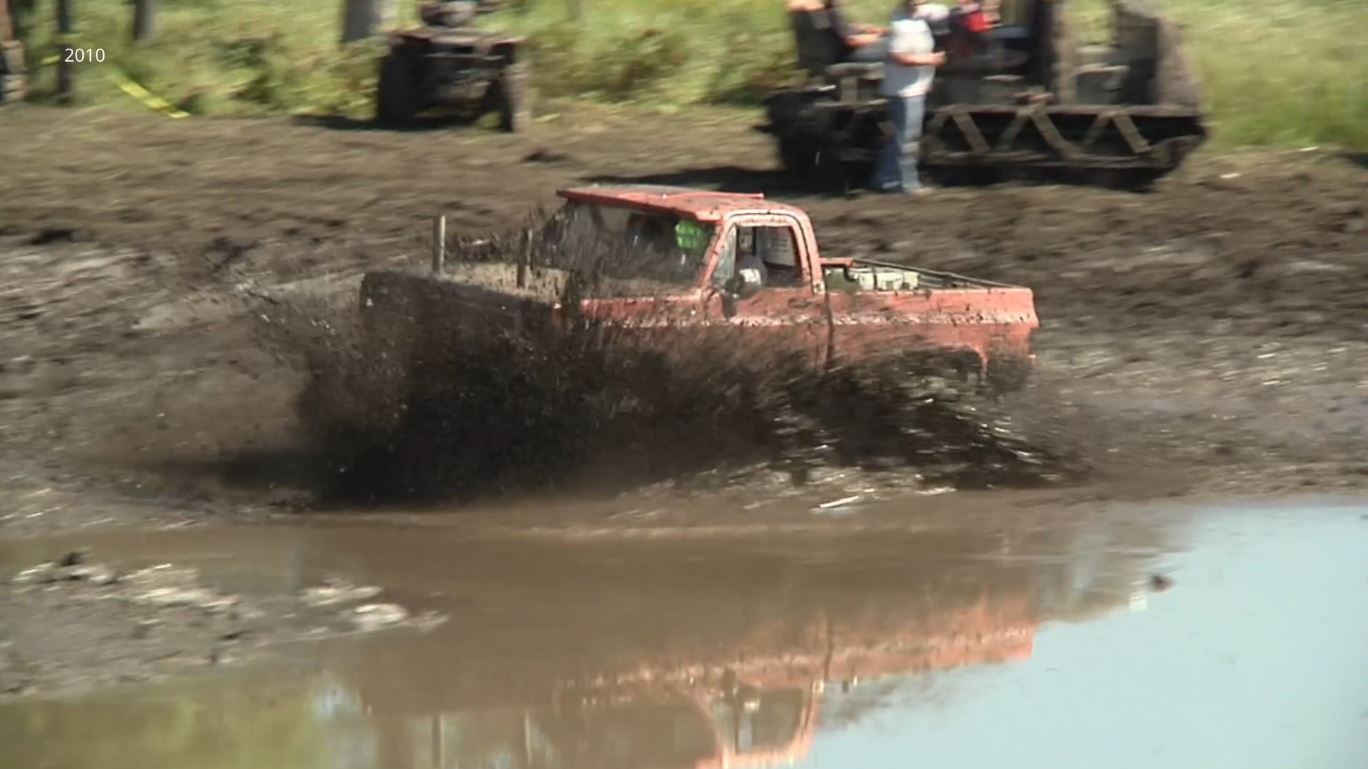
left=737, top=225, right=803, bottom=288
left=711, top=227, right=738, bottom=288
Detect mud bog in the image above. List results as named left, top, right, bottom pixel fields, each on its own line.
left=2, top=499, right=1366, bottom=769
left=0, top=101, right=1365, bottom=766
left=0, top=105, right=1364, bottom=516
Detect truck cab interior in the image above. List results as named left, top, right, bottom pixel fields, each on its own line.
left=710, top=223, right=806, bottom=292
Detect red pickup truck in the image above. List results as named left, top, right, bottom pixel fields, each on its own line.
left=360, top=185, right=1038, bottom=390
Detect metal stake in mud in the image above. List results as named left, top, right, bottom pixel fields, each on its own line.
left=431, top=214, right=446, bottom=273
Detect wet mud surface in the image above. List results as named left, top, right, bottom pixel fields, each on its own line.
left=0, top=547, right=439, bottom=701
left=0, top=104, right=1364, bottom=536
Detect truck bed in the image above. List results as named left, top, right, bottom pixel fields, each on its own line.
left=382, top=262, right=696, bottom=302
left=822, top=258, right=1019, bottom=293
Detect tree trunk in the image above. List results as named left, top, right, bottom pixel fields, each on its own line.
left=340, top=0, right=396, bottom=44
left=3, top=1, right=35, bottom=41
left=55, top=0, right=72, bottom=103
left=132, top=0, right=154, bottom=42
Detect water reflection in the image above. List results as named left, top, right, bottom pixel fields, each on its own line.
left=364, top=592, right=1038, bottom=769
left=0, top=672, right=376, bottom=769
left=1, top=503, right=1172, bottom=769
left=336, top=511, right=1155, bottom=769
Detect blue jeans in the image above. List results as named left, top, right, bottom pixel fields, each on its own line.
left=871, top=94, right=925, bottom=192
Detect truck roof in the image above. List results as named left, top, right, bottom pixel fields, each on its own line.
left=557, top=184, right=809, bottom=223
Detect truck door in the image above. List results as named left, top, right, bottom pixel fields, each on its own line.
left=702, top=217, right=829, bottom=369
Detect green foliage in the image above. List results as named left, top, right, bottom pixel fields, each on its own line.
left=1069, top=0, right=1368, bottom=149
left=15, top=0, right=402, bottom=116
left=9, top=0, right=1367, bottom=148
left=507, top=0, right=800, bottom=104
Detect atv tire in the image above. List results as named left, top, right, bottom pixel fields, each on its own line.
left=493, top=63, right=531, bottom=133
left=0, top=74, right=25, bottom=104
left=376, top=50, right=419, bottom=128
left=0, top=42, right=24, bottom=77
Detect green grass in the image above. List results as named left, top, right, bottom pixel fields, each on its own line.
left=15, top=0, right=394, bottom=115
left=1069, top=0, right=1368, bottom=149
left=10, top=0, right=1367, bottom=149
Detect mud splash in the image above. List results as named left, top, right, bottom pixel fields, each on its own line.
left=261, top=217, right=1087, bottom=505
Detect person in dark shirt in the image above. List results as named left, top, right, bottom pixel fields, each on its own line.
left=787, top=0, right=888, bottom=65
left=946, top=0, right=994, bottom=59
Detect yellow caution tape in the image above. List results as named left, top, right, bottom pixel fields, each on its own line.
left=110, top=69, right=189, bottom=118
left=36, top=50, right=188, bottom=118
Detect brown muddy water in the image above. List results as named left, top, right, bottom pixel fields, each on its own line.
left=1, top=495, right=1366, bottom=769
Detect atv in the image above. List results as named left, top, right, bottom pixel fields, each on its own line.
left=375, top=0, right=529, bottom=132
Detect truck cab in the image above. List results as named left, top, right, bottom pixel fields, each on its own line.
left=555, top=185, right=1037, bottom=387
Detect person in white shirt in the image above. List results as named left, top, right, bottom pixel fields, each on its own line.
left=737, top=229, right=770, bottom=288
left=871, top=0, right=947, bottom=194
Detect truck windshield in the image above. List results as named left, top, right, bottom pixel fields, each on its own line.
left=545, top=202, right=716, bottom=296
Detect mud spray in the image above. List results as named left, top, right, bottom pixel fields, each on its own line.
left=260, top=213, right=1087, bottom=505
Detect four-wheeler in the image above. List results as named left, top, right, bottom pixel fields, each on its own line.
left=375, top=0, right=529, bottom=131
left=761, top=0, right=1208, bottom=190
left=359, top=185, right=1039, bottom=393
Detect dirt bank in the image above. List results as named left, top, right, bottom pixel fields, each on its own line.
left=0, top=104, right=1365, bottom=537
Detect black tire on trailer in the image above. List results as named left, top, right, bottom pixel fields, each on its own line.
left=494, top=62, right=531, bottom=133
left=814, top=137, right=860, bottom=194
left=764, top=89, right=808, bottom=128
left=375, top=49, right=418, bottom=128
left=778, top=131, right=819, bottom=176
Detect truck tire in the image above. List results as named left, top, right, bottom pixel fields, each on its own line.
left=984, top=355, right=1032, bottom=396
left=494, top=63, right=531, bottom=133
left=375, top=50, right=418, bottom=127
